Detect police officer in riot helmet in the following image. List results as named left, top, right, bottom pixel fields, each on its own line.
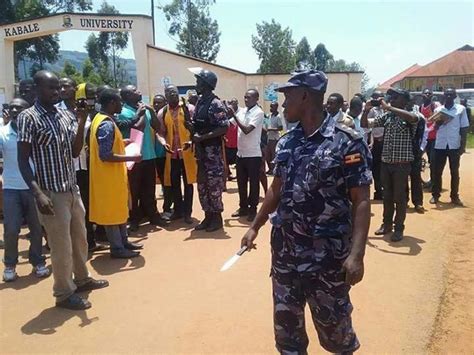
left=188, top=68, right=229, bottom=232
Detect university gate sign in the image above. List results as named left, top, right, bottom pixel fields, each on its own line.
left=0, top=12, right=154, bottom=103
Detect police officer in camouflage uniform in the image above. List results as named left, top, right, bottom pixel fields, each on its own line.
left=189, top=68, right=229, bottom=232
left=241, top=70, right=372, bottom=354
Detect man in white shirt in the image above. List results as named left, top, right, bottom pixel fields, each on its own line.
left=265, top=101, right=283, bottom=175
left=228, top=89, right=265, bottom=221
left=430, top=88, right=469, bottom=206
left=326, top=93, right=355, bottom=128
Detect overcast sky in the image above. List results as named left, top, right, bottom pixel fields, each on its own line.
left=58, top=0, right=474, bottom=86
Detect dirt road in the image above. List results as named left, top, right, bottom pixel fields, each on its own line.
left=1, top=152, right=473, bottom=354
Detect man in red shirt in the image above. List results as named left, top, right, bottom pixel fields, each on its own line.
left=225, top=98, right=240, bottom=181
left=420, top=89, right=440, bottom=189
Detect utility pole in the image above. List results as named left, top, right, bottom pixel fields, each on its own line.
left=187, top=0, right=193, bottom=56
left=151, top=0, right=156, bottom=45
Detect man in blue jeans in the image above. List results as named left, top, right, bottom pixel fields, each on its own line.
left=1, top=98, right=50, bottom=282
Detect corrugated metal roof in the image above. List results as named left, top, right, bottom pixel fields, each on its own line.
left=377, top=64, right=422, bottom=90
left=406, top=45, right=474, bottom=78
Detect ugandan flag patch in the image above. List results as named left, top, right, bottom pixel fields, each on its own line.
left=344, top=153, right=362, bottom=165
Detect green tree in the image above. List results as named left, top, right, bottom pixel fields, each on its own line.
left=159, top=0, right=221, bottom=62
left=252, top=19, right=296, bottom=73
left=313, top=43, right=334, bottom=72
left=85, top=1, right=129, bottom=86
left=82, top=58, right=102, bottom=85
left=1, top=0, right=92, bottom=79
left=295, top=37, right=313, bottom=70
left=60, top=60, right=84, bottom=83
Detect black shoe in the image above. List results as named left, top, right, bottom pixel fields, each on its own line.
left=129, top=222, right=139, bottom=232
left=56, top=294, right=91, bottom=310
left=373, top=193, right=383, bottom=201
left=231, top=208, right=248, bottom=217
left=195, top=212, right=211, bottom=231
left=124, top=242, right=143, bottom=250
left=150, top=216, right=169, bottom=227
left=429, top=196, right=439, bottom=204
left=75, top=278, right=109, bottom=293
left=247, top=210, right=257, bottom=222
left=375, top=224, right=392, bottom=235
left=414, top=205, right=425, bottom=214
left=88, top=241, right=98, bottom=252
left=206, top=213, right=223, bottom=232
left=170, top=213, right=183, bottom=221
left=184, top=215, right=193, bottom=225
left=451, top=198, right=464, bottom=206
left=111, top=249, right=140, bottom=259
left=390, top=231, right=403, bottom=242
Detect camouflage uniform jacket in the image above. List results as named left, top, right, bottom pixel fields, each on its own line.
left=271, top=116, right=373, bottom=244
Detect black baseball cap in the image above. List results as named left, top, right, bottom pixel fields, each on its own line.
left=387, top=88, right=411, bottom=101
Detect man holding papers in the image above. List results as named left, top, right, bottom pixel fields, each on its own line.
left=89, top=89, right=143, bottom=258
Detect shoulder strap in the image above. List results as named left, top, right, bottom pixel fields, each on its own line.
left=335, top=122, right=363, bottom=140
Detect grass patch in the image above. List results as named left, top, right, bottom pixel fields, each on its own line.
left=467, top=133, right=474, bottom=149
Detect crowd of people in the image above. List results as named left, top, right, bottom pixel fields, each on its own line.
left=0, top=67, right=470, bottom=353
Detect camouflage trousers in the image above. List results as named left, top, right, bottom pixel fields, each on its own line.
left=271, top=228, right=360, bottom=354
left=197, top=145, right=225, bottom=213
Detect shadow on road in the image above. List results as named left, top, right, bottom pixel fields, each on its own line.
left=21, top=307, right=98, bottom=335
left=432, top=201, right=468, bottom=211
left=367, top=234, right=425, bottom=256
left=184, top=229, right=231, bottom=241
left=223, top=218, right=251, bottom=229
left=89, top=253, right=145, bottom=276
left=128, top=224, right=162, bottom=238
left=224, top=187, right=239, bottom=194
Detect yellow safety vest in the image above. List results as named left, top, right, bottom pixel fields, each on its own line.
left=89, top=113, right=129, bottom=225
left=163, top=104, right=197, bottom=186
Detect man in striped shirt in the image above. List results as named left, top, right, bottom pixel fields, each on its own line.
left=17, top=71, right=108, bottom=310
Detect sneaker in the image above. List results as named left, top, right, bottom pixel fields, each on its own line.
left=3, top=266, right=18, bottom=282
left=33, top=264, right=50, bottom=278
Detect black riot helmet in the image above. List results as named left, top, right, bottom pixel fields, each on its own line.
left=188, top=67, right=218, bottom=90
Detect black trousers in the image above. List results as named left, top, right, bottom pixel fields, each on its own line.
left=432, top=149, right=461, bottom=200
left=129, top=159, right=159, bottom=224
left=236, top=156, right=261, bottom=211
left=425, top=139, right=436, bottom=183
left=171, top=159, right=193, bottom=216
left=76, top=170, right=95, bottom=246
left=408, top=155, right=423, bottom=206
left=155, top=157, right=173, bottom=213
left=371, top=139, right=383, bottom=198
left=381, top=162, right=411, bottom=232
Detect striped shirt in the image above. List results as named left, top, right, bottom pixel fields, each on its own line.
left=17, top=101, right=78, bottom=192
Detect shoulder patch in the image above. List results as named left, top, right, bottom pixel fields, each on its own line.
left=335, top=122, right=363, bottom=140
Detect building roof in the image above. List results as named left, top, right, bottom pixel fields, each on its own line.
left=377, top=64, right=422, bottom=90
left=406, top=45, right=474, bottom=78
